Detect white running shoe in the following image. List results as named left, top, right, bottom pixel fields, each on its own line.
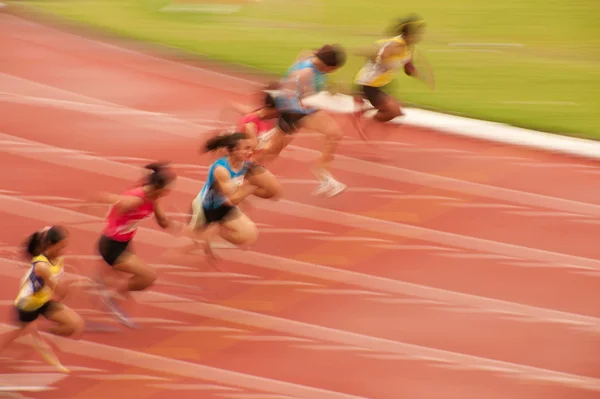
left=314, top=177, right=347, bottom=197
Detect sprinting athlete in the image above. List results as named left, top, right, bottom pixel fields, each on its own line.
left=0, top=226, right=84, bottom=372
left=232, top=90, right=280, bottom=152
left=353, top=15, right=435, bottom=139
left=185, top=132, right=267, bottom=257
left=95, top=162, right=176, bottom=328
left=254, top=44, right=348, bottom=197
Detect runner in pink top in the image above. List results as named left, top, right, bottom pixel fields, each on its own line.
left=95, top=162, right=176, bottom=329
left=236, top=91, right=279, bottom=153
left=103, top=186, right=155, bottom=242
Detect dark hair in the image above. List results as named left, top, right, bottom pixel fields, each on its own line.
left=389, top=14, right=426, bottom=37
left=25, top=225, right=68, bottom=258
left=204, top=132, right=249, bottom=152
left=263, top=92, right=276, bottom=108
left=314, top=44, right=347, bottom=68
left=143, top=162, right=176, bottom=189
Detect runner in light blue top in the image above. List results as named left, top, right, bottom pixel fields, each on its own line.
left=196, top=156, right=249, bottom=211
left=255, top=44, right=349, bottom=198
left=183, top=132, right=275, bottom=260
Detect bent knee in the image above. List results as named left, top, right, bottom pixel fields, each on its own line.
left=64, top=314, right=85, bottom=338
left=144, top=269, right=158, bottom=287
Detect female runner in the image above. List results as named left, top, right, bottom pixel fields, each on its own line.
left=212, top=90, right=282, bottom=201
left=0, top=226, right=84, bottom=371
left=254, top=44, right=348, bottom=198
left=185, top=132, right=265, bottom=256
left=95, top=162, right=176, bottom=327
left=352, top=15, right=435, bottom=139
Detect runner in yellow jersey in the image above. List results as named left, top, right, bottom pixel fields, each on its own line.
left=352, top=15, right=434, bottom=140
left=0, top=226, right=84, bottom=371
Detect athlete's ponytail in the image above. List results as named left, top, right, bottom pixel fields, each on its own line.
left=204, top=132, right=248, bottom=153
left=143, top=162, right=176, bottom=189
left=24, top=225, right=68, bottom=258
left=25, top=231, right=44, bottom=257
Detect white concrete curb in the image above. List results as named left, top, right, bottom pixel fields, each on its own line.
left=304, top=92, right=600, bottom=161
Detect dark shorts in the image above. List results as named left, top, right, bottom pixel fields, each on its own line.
left=98, top=235, right=131, bottom=266
left=354, top=84, right=389, bottom=108
left=16, top=300, right=60, bottom=324
left=277, top=111, right=313, bottom=134
left=204, top=204, right=240, bottom=224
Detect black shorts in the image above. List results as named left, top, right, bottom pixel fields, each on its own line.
left=354, top=84, right=389, bottom=108
left=98, top=235, right=131, bottom=266
left=204, top=204, right=239, bottom=224
left=277, top=111, right=312, bottom=134
left=16, top=300, right=60, bottom=324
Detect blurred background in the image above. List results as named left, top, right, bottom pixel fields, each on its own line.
left=9, top=0, right=600, bottom=138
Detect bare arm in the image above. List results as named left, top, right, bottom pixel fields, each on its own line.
left=213, top=166, right=257, bottom=206
left=405, top=49, right=435, bottom=90
left=153, top=201, right=170, bottom=229
left=243, top=122, right=260, bottom=149
left=34, top=262, right=56, bottom=292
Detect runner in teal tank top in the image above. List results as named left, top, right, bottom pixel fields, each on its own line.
left=255, top=44, right=349, bottom=198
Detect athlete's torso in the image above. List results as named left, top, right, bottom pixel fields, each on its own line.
left=103, top=187, right=155, bottom=242
left=276, top=58, right=326, bottom=114
left=354, top=36, right=415, bottom=87
left=14, top=254, right=64, bottom=311
left=196, top=157, right=249, bottom=209
left=238, top=112, right=273, bottom=136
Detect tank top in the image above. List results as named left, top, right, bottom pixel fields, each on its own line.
left=14, top=254, right=64, bottom=311
left=354, top=36, right=415, bottom=87
left=103, top=187, right=155, bottom=242
left=276, top=58, right=326, bottom=114
left=195, top=156, right=249, bottom=210
left=238, top=112, right=273, bottom=136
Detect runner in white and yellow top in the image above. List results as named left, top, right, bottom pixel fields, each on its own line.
left=352, top=15, right=434, bottom=139
left=0, top=226, right=84, bottom=367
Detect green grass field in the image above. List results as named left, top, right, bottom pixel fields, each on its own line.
left=12, top=0, right=600, bottom=139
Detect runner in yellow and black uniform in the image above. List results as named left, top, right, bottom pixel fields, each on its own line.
left=0, top=226, right=84, bottom=362
left=352, top=15, right=434, bottom=139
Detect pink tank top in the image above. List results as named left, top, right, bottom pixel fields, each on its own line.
left=103, top=187, right=155, bottom=242
left=238, top=112, right=273, bottom=136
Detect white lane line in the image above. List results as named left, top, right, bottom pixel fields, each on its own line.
left=506, top=210, right=588, bottom=218
left=0, top=373, right=67, bottom=392
left=0, top=193, right=599, bottom=328
left=0, top=259, right=597, bottom=391
left=2, top=131, right=600, bottom=273
left=4, top=72, right=600, bottom=220
left=366, top=244, right=461, bottom=252
left=0, top=325, right=364, bottom=399
left=147, top=383, right=240, bottom=391
left=131, top=293, right=600, bottom=392
left=375, top=194, right=464, bottom=201
left=441, top=202, right=528, bottom=210
left=225, top=335, right=314, bottom=343
left=297, top=289, right=387, bottom=297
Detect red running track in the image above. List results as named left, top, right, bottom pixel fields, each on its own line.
left=0, top=12, right=599, bottom=399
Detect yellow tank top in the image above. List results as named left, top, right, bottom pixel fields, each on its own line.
left=354, top=36, right=415, bottom=87
left=14, top=254, right=64, bottom=311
